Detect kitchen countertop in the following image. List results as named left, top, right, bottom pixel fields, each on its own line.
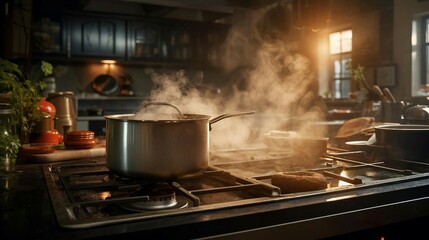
left=4, top=157, right=429, bottom=239
left=0, top=162, right=60, bottom=239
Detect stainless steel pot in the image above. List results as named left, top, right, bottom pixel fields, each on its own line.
left=375, top=124, right=429, bottom=162
left=105, top=102, right=255, bottom=180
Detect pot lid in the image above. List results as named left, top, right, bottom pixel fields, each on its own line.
left=67, top=130, right=95, bottom=137
left=404, top=105, right=429, bottom=120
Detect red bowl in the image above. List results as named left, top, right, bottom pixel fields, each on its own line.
left=20, top=143, right=55, bottom=157
left=29, top=130, right=63, bottom=144
left=65, top=130, right=96, bottom=149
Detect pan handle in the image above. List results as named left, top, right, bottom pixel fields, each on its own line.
left=209, top=111, right=255, bottom=130
left=139, top=101, right=186, bottom=119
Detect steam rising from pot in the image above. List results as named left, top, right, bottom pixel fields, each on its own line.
left=135, top=3, right=327, bottom=149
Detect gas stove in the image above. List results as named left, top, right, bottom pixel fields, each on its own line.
left=43, top=145, right=429, bottom=232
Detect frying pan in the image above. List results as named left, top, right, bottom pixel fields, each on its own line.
left=92, top=62, right=118, bottom=95
left=375, top=124, right=429, bottom=162
left=92, top=74, right=118, bottom=95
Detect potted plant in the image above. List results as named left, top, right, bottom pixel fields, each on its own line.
left=0, top=58, right=53, bottom=164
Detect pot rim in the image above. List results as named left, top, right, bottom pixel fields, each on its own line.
left=104, top=113, right=211, bottom=123
left=375, top=124, right=429, bottom=131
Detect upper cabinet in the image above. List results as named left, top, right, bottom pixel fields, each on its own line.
left=69, top=15, right=126, bottom=59
left=31, top=11, right=230, bottom=67
left=195, top=23, right=229, bottom=65
left=127, top=19, right=230, bottom=66
left=127, top=20, right=162, bottom=60
left=163, top=25, right=195, bottom=62
left=32, top=16, right=68, bottom=56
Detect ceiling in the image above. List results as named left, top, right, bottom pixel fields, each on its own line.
left=80, top=0, right=284, bottom=21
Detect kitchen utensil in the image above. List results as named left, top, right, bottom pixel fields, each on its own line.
left=334, top=117, right=375, bottom=139
left=372, top=85, right=388, bottom=102
left=345, top=133, right=376, bottom=147
left=375, top=124, right=429, bottom=162
left=344, top=133, right=382, bottom=152
left=382, top=87, right=396, bottom=103
left=92, top=74, right=118, bottom=95
left=105, top=102, right=255, bottom=180
left=92, top=63, right=118, bottom=95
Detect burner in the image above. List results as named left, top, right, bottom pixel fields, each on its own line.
left=120, top=183, right=189, bottom=212
left=103, top=173, right=132, bottom=182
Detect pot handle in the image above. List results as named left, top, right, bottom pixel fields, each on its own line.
left=209, top=111, right=255, bottom=130
left=139, top=101, right=186, bottom=119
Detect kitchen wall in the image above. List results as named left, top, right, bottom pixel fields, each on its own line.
left=315, top=0, right=429, bottom=101
left=8, top=0, right=429, bottom=114
left=394, top=0, right=429, bottom=99
left=53, top=63, right=227, bottom=98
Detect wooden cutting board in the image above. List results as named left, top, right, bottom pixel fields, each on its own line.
left=335, top=117, right=375, bottom=138
left=27, top=147, right=106, bottom=163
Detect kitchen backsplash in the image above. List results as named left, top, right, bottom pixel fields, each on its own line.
left=49, top=63, right=230, bottom=114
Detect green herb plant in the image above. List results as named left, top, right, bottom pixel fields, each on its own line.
left=347, top=61, right=377, bottom=100
left=0, top=59, right=53, bottom=161
left=0, top=129, right=20, bottom=165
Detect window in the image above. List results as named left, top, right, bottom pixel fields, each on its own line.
left=423, top=16, right=429, bottom=86
left=329, top=29, right=352, bottom=99
left=412, top=15, right=429, bottom=95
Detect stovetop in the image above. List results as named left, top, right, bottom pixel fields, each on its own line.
left=43, top=146, right=429, bottom=229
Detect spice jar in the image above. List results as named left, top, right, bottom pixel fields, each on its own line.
left=65, top=130, right=96, bottom=149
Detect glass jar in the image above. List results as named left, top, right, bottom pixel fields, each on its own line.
left=0, top=103, right=18, bottom=167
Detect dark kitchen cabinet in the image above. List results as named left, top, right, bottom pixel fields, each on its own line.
left=29, top=9, right=229, bottom=66
left=128, top=20, right=199, bottom=63
left=2, top=0, right=44, bottom=59
left=195, top=24, right=229, bottom=65
left=161, top=22, right=230, bottom=65
left=69, top=15, right=126, bottom=59
left=164, top=25, right=195, bottom=62
left=32, top=16, right=68, bottom=57
left=127, top=19, right=230, bottom=66
left=127, top=21, right=162, bottom=60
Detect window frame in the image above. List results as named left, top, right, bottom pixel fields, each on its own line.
left=329, top=29, right=352, bottom=99
left=421, top=15, right=429, bottom=86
